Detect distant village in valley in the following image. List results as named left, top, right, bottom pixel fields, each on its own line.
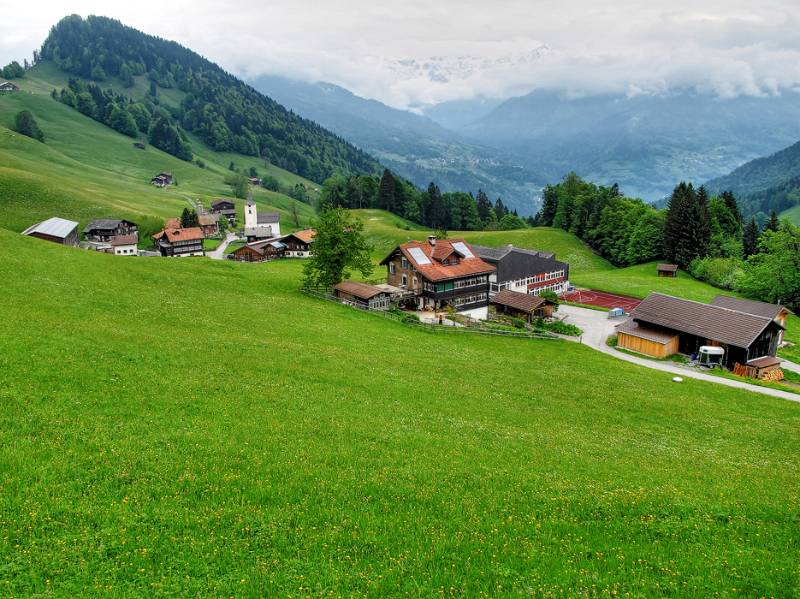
left=21, top=167, right=794, bottom=389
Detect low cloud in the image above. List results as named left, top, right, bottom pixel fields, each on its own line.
left=1, top=0, right=799, bottom=107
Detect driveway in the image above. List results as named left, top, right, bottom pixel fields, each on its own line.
left=208, top=232, right=239, bottom=260
left=558, top=305, right=800, bottom=404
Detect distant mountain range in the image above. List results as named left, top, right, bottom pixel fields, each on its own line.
left=448, top=89, right=800, bottom=202
left=706, top=139, right=800, bottom=218
left=251, top=75, right=547, bottom=214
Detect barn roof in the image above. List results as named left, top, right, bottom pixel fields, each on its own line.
left=335, top=281, right=387, bottom=300
left=710, top=295, right=793, bottom=319
left=84, top=218, right=122, bottom=232
left=22, top=217, right=78, bottom=239
left=111, top=234, right=139, bottom=246
left=257, top=212, right=280, bottom=224
left=490, top=290, right=549, bottom=314
left=616, top=319, right=678, bottom=345
left=154, top=227, right=204, bottom=242
left=631, top=293, right=782, bottom=349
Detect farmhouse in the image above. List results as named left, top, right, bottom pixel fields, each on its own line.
left=380, top=236, right=495, bottom=319
left=210, top=199, right=236, bottom=224
left=22, top=217, right=79, bottom=246
left=83, top=219, right=138, bottom=242
left=657, top=264, right=679, bottom=278
left=710, top=295, right=792, bottom=344
left=334, top=281, right=392, bottom=311
left=490, top=290, right=557, bottom=322
left=231, top=239, right=286, bottom=262
left=150, top=172, right=173, bottom=187
left=197, top=213, right=220, bottom=237
left=281, top=229, right=315, bottom=257
left=152, top=227, right=205, bottom=257
left=244, top=197, right=281, bottom=241
left=111, top=233, right=139, bottom=256
left=249, top=177, right=262, bottom=186
left=473, top=244, right=570, bottom=297
left=0, top=80, right=20, bottom=92
left=616, top=293, right=784, bottom=369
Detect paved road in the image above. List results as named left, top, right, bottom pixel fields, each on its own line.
left=558, top=305, right=800, bottom=404
left=207, top=232, right=239, bottom=260
left=781, top=359, right=800, bottom=375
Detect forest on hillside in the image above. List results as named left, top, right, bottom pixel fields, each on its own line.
left=39, top=15, right=381, bottom=181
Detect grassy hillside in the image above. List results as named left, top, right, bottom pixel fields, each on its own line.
left=781, top=203, right=800, bottom=225
left=1, top=229, right=799, bottom=595
left=0, top=72, right=318, bottom=235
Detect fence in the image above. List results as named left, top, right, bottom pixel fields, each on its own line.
left=301, top=288, right=558, bottom=340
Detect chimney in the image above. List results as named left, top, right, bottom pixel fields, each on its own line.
left=427, top=235, right=436, bottom=246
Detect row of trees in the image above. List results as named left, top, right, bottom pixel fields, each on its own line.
left=318, top=169, right=526, bottom=231
left=54, top=78, right=193, bottom=161
left=2, top=60, right=25, bottom=79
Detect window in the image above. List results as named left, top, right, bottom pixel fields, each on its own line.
left=401, top=274, right=408, bottom=287
left=389, top=262, right=395, bottom=275
left=401, top=257, right=409, bottom=269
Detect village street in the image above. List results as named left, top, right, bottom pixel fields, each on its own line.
left=559, top=305, right=800, bottom=404
left=208, top=232, right=239, bottom=260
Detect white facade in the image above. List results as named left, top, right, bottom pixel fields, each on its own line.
left=489, top=269, right=569, bottom=297
left=459, top=306, right=489, bottom=321
left=244, top=197, right=257, bottom=229
left=113, top=243, right=138, bottom=256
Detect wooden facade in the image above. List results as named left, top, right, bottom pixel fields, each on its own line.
left=334, top=282, right=392, bottom=311
left=657, top=264, right=678, bottom=278
left=617, top=330, right=679, bottom=358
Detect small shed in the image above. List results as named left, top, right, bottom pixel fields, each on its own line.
left=616, top=319, right=679, bottom=358
left=22, top=217, right=79, bottom=247
left=734, top=357, right=784, bottom=381
left=334, top=281, right=392, bottom=311
left=490, top=289, right=555, bottom=322
left=657, top=264, right=679, bottom=278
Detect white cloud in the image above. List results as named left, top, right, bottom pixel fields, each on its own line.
left=1, top=0, right=799, bottom=107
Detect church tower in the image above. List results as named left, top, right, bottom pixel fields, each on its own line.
left=244, top=194, right=257, bottom=229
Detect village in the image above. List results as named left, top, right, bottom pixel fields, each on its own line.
left=20, top=169, right=795, bottom=391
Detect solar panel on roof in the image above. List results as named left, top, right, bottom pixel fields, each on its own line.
left=452, top=242, right=474, bottom=258
left=407, top=246, right=431, bottom=265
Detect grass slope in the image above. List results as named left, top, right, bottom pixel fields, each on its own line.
left=1, top=230, right=799, bottom=595
left=781, top=203, right=800, bottom=226
left=0, top=69, right=318, bottom=235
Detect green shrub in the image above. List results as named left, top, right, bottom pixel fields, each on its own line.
left=689, top=256, right=744, bottom=290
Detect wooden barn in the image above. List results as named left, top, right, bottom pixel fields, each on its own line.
left=710, top=295, right=793, bottom=344
left=616, top=293, right=784, bottom=369
left=657, top=264, right=678, bottom=278
left=334, top=281, right=392, bottom=311
left=231, top=239, right=286, bottom=262
left=22, top=217, right=79, bottom=247
left=0, top=80, right=20, bottom=92
left=490, top=289, right=557, bottom=323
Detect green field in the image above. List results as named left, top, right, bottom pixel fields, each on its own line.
left=2, top=65, right=800, bottom=595
left=781, top=203, right=800, bottom=226
left=1, top=230, right=800, bottom=596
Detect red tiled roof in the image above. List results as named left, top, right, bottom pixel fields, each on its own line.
left=383, top=239, right=495, bottom=282
left=291, top=228, right=316, bottom=244
left=154, top=227, right=204, bottom=242
left=111, top=234, right=138, bottom=246
left=166, top=218, right=181, bottom=229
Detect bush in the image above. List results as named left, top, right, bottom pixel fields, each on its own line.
left=689, top=256, right=744, bottom=290
left=509, top=316, right=527, bottom=329
left=538, top=320, right=582, bottom=336
left=606, top=334, right=618, bottom=347
left=13, top=110, right=45, bottom=142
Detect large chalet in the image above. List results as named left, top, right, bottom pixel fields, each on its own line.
left=152, top=227, right=205, bottom=257
left=380, top=236, right=495, bottom=319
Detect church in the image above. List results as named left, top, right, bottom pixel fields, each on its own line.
left=244, top=196, right=281, bottom=242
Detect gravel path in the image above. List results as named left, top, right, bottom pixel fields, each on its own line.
left=208, top=232, right=239, bottom=260
left=558, top=305, right=800, bottom=404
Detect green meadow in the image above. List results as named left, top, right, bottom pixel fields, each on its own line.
left=1, top=230, right=800, bottom=596
left=2, top=64, right=800, bottom=596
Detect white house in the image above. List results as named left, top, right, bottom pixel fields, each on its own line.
left=244, top=196, right=281, bottom=241
left=111, top=233, right=139, bottom=256
left=473, top=245, right=570, bottom=297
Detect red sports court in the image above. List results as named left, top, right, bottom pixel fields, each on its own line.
left=562, top=289, right=642, bottom=312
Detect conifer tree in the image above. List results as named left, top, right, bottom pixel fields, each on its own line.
left=475, top=190, right=493, bottom=224
left=742, top=217, right=761, bottom=259
left=377, top=169, right=396, bottom=213
left=764, top=209, right=781, bottom=232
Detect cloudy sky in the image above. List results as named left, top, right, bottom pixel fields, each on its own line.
left=1, top=0, right=799, bottom=108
